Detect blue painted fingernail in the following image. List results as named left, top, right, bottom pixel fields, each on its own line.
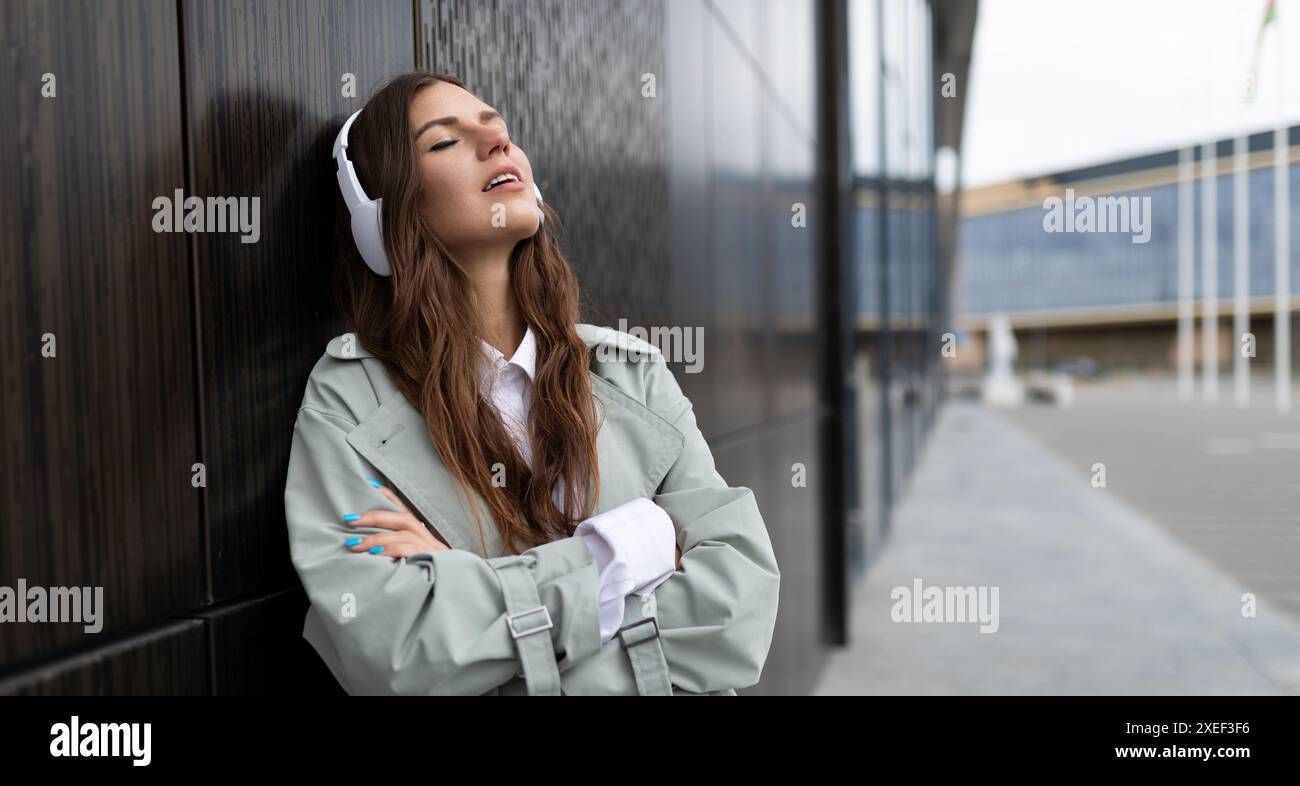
left=369, top=545, right=384, bottom=554
left=345, top=537, right=363, bottom=547
left=366, top=478, right=381, bottom=489
left=342, top=513, right=360, bottom=522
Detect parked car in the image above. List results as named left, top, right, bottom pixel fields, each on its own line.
left=1055, top=356, right=1100, bottom=378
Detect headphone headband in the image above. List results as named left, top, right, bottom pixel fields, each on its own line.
left=332, top=109, right=371, bottom=211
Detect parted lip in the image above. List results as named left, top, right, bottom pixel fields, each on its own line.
left=482, top=164, right=523, bottom=192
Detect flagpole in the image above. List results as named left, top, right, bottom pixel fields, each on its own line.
left=1234, top=130, right=1250, bottom=409
left=1179, top=146, right=1196, bottom=401
left=1202, top=138, right=1219, bottom=405
left=1276, top=15, right=1291, bottom=415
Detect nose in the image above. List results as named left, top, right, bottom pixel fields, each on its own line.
left=482, top=125, right=511, bottom=159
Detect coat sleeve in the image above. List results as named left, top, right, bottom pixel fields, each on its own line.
left=284, top=405, right=603, bottom=695
left=644, top=356, right=782, bottom=693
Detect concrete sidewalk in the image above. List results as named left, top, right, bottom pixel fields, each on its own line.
left=814, top=400, right=1300, bottom=695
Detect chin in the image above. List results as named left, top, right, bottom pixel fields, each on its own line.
left=506, top=208, right=541, bottom=237
left=488, top=221, right=537, bottom=249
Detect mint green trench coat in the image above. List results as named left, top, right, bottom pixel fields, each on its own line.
left=283, top=324, right=781, bottom=695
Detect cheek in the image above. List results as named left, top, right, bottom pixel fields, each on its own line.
left=417, top=167, right=469, bottom=227
left=418, top=165, right=452, bottom=209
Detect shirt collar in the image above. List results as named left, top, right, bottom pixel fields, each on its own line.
left=477, top=325, right=537, bottom=388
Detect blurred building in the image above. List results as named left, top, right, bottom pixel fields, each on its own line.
left=955, top=125, right=1300, bottom=374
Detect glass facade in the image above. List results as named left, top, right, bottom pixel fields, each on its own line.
left=960, top=141, right=1300, bottom=317
left=847, top=0, right=944, bottom=579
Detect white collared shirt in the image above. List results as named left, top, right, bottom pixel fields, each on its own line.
left=477, top=325, right=677, bottom=643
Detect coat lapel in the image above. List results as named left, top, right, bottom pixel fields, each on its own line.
left=345, top=357, right=684, bottom=558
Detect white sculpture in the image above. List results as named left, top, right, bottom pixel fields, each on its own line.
left=982, top=314, right=1024, bottom=408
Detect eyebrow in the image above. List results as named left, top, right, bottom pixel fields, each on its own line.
left=413, top=110, right=504, bottom=140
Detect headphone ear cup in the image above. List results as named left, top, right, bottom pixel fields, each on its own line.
left=350, top=198, right=391, bottom=277
left=533, top=182, right=545, bottom=226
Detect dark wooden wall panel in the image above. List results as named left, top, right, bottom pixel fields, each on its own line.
left=194, top=588, right=344, bottom=695
left=0, top=620, right=208, bottom=696
left=2, top=0, right=828, bottom=696
left=0, top=0, right=201, bottom=671
left=180, top=0, right=416, bottom=603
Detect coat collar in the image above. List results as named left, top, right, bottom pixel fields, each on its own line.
left=334, top=324, right=682, bottom=557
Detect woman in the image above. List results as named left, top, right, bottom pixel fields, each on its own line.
left=283, top=71, right=780, bottom=695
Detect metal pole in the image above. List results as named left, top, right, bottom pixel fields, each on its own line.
left=1178, top=147, right=1196, bottom=400
left=1234, top=134, right=1251, bottom=408
left=1275, top=31, right=1291, bottom=415
left=1202, top=140, right=1219, bottom=404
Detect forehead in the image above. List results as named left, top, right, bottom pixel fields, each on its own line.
left=409, top=82, right=493, bottom=126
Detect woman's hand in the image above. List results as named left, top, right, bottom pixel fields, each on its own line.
left=342, top=479, right=451, bottom=558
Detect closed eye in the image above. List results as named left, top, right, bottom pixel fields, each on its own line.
left=429, top=139, right=457, bottom=152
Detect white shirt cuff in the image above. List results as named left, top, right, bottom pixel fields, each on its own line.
left=575, top=497, right=678, bottom=642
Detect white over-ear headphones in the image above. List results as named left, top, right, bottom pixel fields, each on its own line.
left=332, top=108, right=546, bottom=278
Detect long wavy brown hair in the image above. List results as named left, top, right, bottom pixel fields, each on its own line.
left=329, top=70, right=602, bottom=556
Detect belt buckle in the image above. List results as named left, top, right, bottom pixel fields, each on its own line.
left=507, top=605, right=554, bottom=639
left=616, top=615, right=660, bottom=648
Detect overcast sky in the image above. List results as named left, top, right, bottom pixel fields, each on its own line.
left=962, top=0, right=1300, bottom=188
